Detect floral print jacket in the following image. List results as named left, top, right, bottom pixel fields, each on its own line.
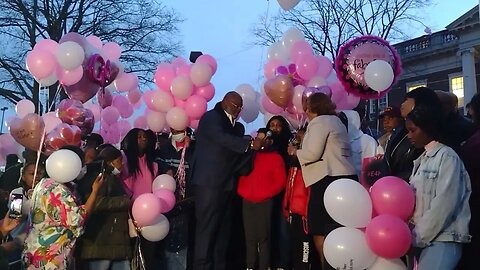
left=23, top=178, right=86, bottom=269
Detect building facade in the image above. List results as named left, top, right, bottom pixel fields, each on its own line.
left=367, top=5, right=480, bottom=123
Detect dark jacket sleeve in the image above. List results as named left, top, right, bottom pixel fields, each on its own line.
left=93, top=195, right=131, bottom=212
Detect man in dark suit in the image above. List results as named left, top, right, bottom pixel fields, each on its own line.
left=191, top=92, right=261, bottom=270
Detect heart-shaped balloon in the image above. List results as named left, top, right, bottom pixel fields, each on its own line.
left=264, top=75, right=294, bottom=109
left=57, top=99, right=95, bottom=137
left=277, top=0, right=301, bottom=11
left=44, top=123, right=82, bottom=155
left=9, top=113, right=45, bottom=151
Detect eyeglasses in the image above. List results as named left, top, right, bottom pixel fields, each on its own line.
left=230, top=102, right=243, bottom=111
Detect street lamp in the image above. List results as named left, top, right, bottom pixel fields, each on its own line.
left=0, top=107, right=8, bottom=133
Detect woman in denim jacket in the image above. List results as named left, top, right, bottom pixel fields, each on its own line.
left=406, top=106, right=471, bottom=270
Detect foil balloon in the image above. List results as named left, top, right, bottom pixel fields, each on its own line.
left=97, top=88, right=113, bottom=109
left=264, top=75, right=294, bottom=109
left=335, top=35, right=402, bottom=99
left=44, top=123, right=82, bottom=155
left=57, top=99, right=94, bottom=137
left=301, top=86, right=332, bottom=109
left=9, top=113, right=45, bottom=151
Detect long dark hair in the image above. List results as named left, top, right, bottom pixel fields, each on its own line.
left=266, top=115, right=292, bottom=162
left=122, top=128, right=156, bottom=177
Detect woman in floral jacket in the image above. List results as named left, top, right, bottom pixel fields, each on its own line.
left=23, top=148, right=104, bottom=270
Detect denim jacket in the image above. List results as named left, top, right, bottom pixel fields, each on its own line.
left=410, top=142, right=472, bottom=248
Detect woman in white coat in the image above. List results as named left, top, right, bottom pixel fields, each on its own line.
left=288, top=93, right=357, bottom=270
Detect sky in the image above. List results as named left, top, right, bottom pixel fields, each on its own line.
left=1, top=0, right=479, bottom=134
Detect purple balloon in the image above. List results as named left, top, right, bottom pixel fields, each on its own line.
left=301, top=86, right=333, bottom=109
left=97, top=89, right=113, bottom=109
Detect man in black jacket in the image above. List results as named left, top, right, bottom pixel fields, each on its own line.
left=191, top=92, right=261, bottom=270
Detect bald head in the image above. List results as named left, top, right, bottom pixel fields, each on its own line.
left=222, top=91, right=243, bottom=119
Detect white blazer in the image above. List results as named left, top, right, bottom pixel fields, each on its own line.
left=297, top=115, right=356, bottom=187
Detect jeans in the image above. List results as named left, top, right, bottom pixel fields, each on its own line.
left=161, top=249, right=188, bottom=270
left=88, top=260, right=131, bottom=270
left=417, top=242, right=462, bottom=270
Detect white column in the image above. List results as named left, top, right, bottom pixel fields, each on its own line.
left=460, top=48, right=477, bottom=111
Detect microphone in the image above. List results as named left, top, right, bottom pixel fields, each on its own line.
left=265, top=130, right=273, bottom=138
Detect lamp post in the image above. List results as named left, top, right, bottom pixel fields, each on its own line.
left=0, top=107, right=8, bottom=133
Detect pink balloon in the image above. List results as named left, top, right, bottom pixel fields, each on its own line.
left=34, top=39, right=59, bottom=55
left=101, top=106, right=120, bottom=125
left=292, top=85, right=306, bottom=109
left=86, top=103, right=102, bottom=123
left=134, top=115, right=148, bottom=129
left=365, top=215, right=411, bottom=258
left=56, top=66, right=83, bottom=86
left=114, top=72, right=138, bottom=92
left=101, top=42, right=122, bottom=61
left=370, top=176, right=415, bottom=221
left=296, top=55, right=319, bottom=81
left=190, top=119, right=199, bottom=129
left=86, top=35, right=103, bottom=50
left=290, top=40, right=314, bottom=63
left=26, top=49, right=57, bottom=79
left=190, top=62, right=213, bottom=87
left=261, top=96, right=283, bottom=114
left=112, top=95, right=133, bottom=119
left=132, top=193, right=162, bottom=227
left=146, top=111, right=166, bottom=132
left=142, top=90, right=155, bottom=107
left=16, top=99, right=35, bottom=118
left=195, top=83, right=215, bottom=102
left=0, top=134, right=21, bottom=157
left=117, top=120, right=132, bottom=135
left=166, top=107, right=188, bottom=131
left=185, top=95, right=207, bottom=120
left=154, top=188, right=176, bottom=213
left=316, top=56, right=333, bottom=78
left=175, top=64, right=191, bottom=77
left=127, top=88, right=142, bottom=104
left=264, top=59, right=284, bottom=80
left=171, top=57, right=187, bottom=69
left=337, top=93, right=360, bottom=110
left=97, top=89, right=113, bottom=109
left=196, top=54, right=218, bottom=74
left=174, top=97, right=186, bottom=109
left=155, top=63, right=175, bottom=91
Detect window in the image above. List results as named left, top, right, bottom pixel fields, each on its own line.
left=369, top=94, right=388, bottom=119
left=406, top=80, right=427, bottom=92
left=449, top=74, right=464, bottom=107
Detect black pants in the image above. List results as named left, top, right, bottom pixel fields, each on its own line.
left=242, top=199, right=273, bottom=270
left=193, top=186, right=233, bottom=270
left=141, top=236, right=160, bottom=270
left=289, top=214, right=321, bottom=270
left=271, top=192, right=291, bottom=269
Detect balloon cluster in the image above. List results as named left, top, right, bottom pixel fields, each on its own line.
left=256, top=28, right=361, bottom=129
left=141, top=55, right=217, bottom=132
left=131, top=174, right=177, bottom=241
left=322, top=176, right=415, bottom=270
left=335, top=35, right=402, bottom=99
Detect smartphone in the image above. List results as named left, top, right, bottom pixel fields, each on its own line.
left=9, top=193, right=23, bottom=219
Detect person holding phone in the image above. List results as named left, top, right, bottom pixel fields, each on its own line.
left=23, top=148, right=104, bottom=270
left=0, top=211, right=21, bottom=269
left=77, top=145, right=132, bottom=270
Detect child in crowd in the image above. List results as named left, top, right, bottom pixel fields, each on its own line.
left=237, top=128, right=287, bottom=270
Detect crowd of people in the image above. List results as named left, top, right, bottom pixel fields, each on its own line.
left=0, top=87, right=479, bottom=270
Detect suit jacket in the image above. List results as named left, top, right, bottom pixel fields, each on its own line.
left=190, top=102, right=250, bottom=191
left=297, top=115, right=356, bottom=187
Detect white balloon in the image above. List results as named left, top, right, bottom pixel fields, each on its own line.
left=140, top=214, right=170, bottom=242
left=190, top=62, right=213, bottom=87
left=367, top=258, right=407, bottom=270
left=240, top=100, right=260, bottom=123
left=37, top=73, right=58, bottom=87
left=324, top=227, right=377, bottom=270
left=235, top=84, right=257, bottom=101
left=46, top=149, right=82, bottom=183
left=56, top=41, right=85, bottom=70
left=152, top=174, right=176, bottom=192
left=282, top=28, right=304, bottom=52
left=171, top=76, right=194, bottom=100
left=268, top=41, right=289, bottom=62
left=323, top=178, right=372, bottom=228
left=364, top=60, right=394, bottom=92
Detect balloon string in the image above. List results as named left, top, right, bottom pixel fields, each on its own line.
left=47, top=85, right=63, bottom=113
left=32, top=126, right=46, bottom=188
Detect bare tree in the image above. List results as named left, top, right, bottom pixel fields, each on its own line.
left=252, top=0, right=430, bottom=60
left=0, top=0, right=183, bottom=112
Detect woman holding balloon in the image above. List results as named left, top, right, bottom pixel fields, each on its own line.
left=23, top=148, right=104, bottom=270
left=406, top=105, right=471, bottom=270
left=122, top=128, right=160, bottom=270
left=288, top=93, right=356, bottom=270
